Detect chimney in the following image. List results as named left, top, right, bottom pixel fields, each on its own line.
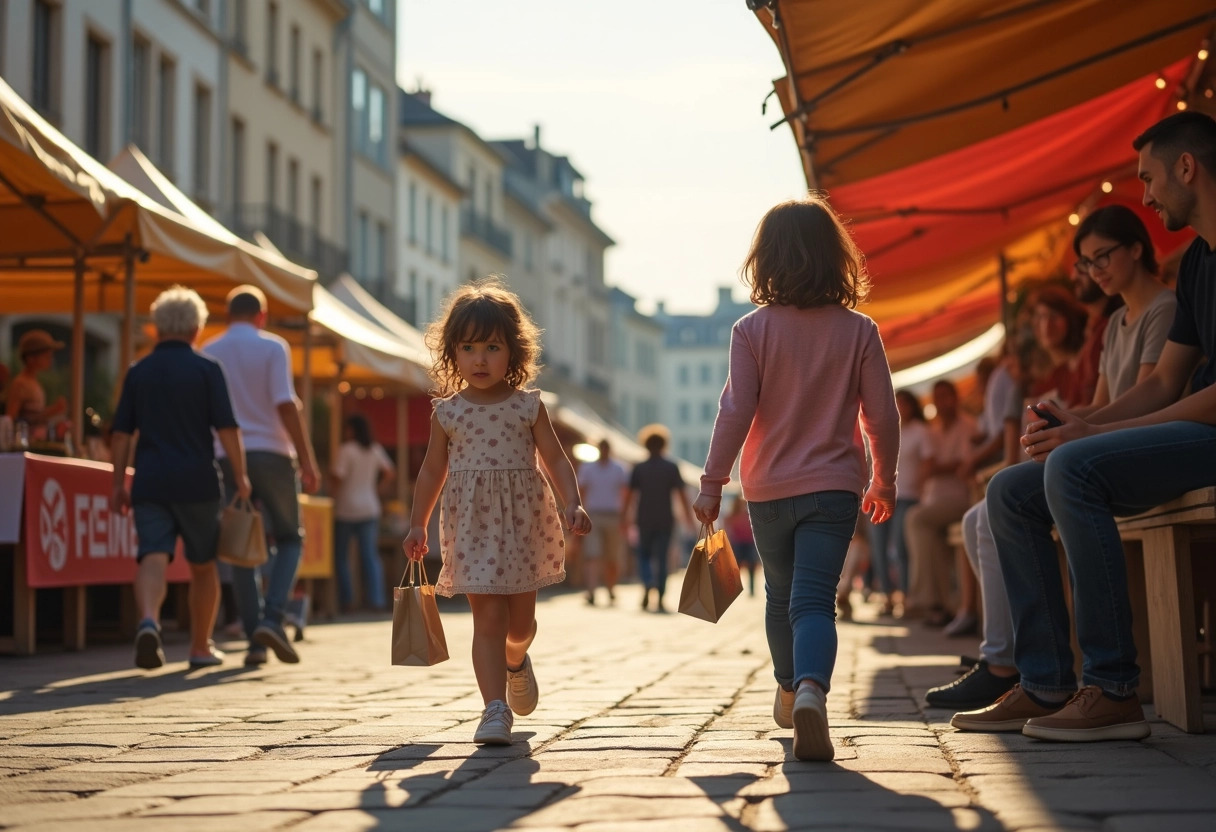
left=656, top=300, right=666, bottom=316
left=413, top=80, right=432, bottom=108
left=532, top=124, right=541, bottom=149
left=717, top=286, right=732, bottom=308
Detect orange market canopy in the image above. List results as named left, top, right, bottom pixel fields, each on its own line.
left=757, top=0, right=1216, bottom=188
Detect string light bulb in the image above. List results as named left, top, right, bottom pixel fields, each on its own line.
left=1177, top=100, right=1189, bottom=111
left=1200, top=49, right=1210, bottom=61
left=1101, top=181, right=1114, bottom=194
left=1155, top=76, right=1168, bottom=89
left=338, top=381, right=351, bottom=394
left=1068, top=213, right=1081, bottom=226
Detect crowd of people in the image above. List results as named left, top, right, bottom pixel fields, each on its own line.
left=83, top=109, right=1216, bottom=760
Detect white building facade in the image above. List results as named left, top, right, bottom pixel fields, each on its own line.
left=396, top=141, right=461, bottom=328
left=609, top=288, right=662, bottom=438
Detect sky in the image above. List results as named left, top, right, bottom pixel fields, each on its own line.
left=396, top=0, right=807, bottom=316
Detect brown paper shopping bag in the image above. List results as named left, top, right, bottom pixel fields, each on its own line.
left=392, top=560, right=450, bottom=666
left=678, top=522, right=744, bottom=623
left=216, top=497, right=268, bottom=567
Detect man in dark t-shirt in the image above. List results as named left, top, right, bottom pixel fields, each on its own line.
left=955, top=112, right=1216, bottom=742
left=625, top=426, right=694, bottom=612
left=111, top=287, right=251, bottom=671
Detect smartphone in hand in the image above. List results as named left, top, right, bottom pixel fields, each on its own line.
left=1029, top=405, right=1063, bottom=429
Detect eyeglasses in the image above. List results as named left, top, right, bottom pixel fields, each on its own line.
left=1074, top=243, right=1125, bottom=275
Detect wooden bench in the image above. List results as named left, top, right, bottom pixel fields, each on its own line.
left=1115, top=486, right=1216, bottom=733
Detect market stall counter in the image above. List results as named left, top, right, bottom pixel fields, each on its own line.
left=1, top=453, right=335, bottom=654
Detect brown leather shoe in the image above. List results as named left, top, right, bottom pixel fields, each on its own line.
left=1021, top=685, right=1150, bottom=742
left=950, top=684, right=1060, bottom=732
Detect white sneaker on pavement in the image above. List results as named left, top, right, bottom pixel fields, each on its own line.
left=473, top=700, right=514, bottom=745
left=792, top=684, right=833, bottom=761
left=507, top=654, right=539, bottom=715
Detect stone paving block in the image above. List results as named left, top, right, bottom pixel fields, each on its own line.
left=512, top=794, right=736, bottom=826
left=0, top=788, right=82, bottom=805
left=289, top=806, right=530, bottom=832
left=566, top=821, right=736, bottom=832
left=101, top=778, right=298, bottom=797
left=424, top=781, right=568, bottom=808
left=0, top=796, right=170, bottom=825
left=1104, top=813, right=1216, bottom=832
left=6, top=810, right=311, bottom=831
left=746, top=804, right=1000, bottom=831
left=102, top=747, right=262, bottom=764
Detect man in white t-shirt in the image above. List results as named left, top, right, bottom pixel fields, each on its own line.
left=576, top=439, right=630, bottom=605
left=203, top=286, right=320, bottom=666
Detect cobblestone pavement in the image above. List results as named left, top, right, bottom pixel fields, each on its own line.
left=2, top=585, right=1215, bottom=831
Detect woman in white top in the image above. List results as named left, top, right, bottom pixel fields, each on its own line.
left=867, top=389, right=929, bottom=616
left=331, top=414, right=395, bottom=611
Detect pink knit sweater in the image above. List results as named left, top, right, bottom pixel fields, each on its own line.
left=699, top=304, right=900, bottom=504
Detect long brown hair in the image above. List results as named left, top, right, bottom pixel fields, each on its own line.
left=425, top=276, right=542, bottom=396
left=742, top=195, right=869, bottom=309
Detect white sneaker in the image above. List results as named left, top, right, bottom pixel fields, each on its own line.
left=507, top=654, right=539, bottom=716
left=473, top=700, right=514, bottom=745
left=774, top=686, right=794, bottom=729
left=792, top=684, right=833, bottom=761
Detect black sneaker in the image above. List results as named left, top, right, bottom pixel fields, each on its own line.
left=925, top=660, right=1019, bottom=710
left=134, top=621, right=165, bottom=670
left=253, top=621, right=300, bottom=664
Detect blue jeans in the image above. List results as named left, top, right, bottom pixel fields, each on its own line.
left=865, top=498, right=915, bottom=594
left=221, top=452, right=302, bottom=639
left=334, top=518, right=385, bottom=610
left=749, top=490, right=859, bottom=693
left=636, top=525, right=673, bottom=597
left=987, top=421, right=1216, bottom=699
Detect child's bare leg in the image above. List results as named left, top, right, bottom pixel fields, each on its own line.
left=505, top=591, right=537, bottom=670
left=467, top=594, right=509, bottom=705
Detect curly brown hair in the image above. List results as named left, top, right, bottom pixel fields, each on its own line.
left=425, top=276, right=543, bottom=396
left=742, top=195, right=869, bottom=309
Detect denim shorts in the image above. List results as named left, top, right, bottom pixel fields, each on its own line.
left=134, top=500, right=222, bottom=564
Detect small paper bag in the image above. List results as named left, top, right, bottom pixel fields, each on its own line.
left=216, top=497, right=268, bottom=567
left=392, top=560, right=450, bottom=666
left=678, top=522, right=743, bottom=623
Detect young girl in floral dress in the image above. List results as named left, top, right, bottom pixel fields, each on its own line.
left=404, top=277, right=591, bottom=745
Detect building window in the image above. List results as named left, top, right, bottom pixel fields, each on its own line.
left=366, top=0, right=394, bottom=25
left=155, top=56, right=175, bottom=173
left=193, top=84, right=211, bottom=200
left=288, top=24, right=300, bottom=102
left=309, top=175, right=322, bottom=244
left=678, top=365, right=689, bottom=386
left=311, top=48, right=323, bottom=122
left=229, top=117, right=245, bottom=213
left=265, top=142, right=278, bottom=209
left=32, top=0, right=60, bottom=119
left=354, top=211, right=369, bottom=280
left=374, top=222, right=388, bottom=283
left=286, top=158, right=299, bottom=220
left=678, top=402, right=690, bottom=424
left=425, top=278, right=435, bottom=323
left=230, top=0, right=248, bottom=53
left=265, top=1, right=279, bottom=86
left=408, top=269, right=418, bottom=319
left=407, top=182, right=417, bottom=245
left=700, top=363, right=711, bottom=383
left=441, top=206, right=450, bottom=263
left=701, top=401, right=713, bottom=423
left=368, top=84, right=385, bottom=163
left=424, top=194, right=433, bottom=256
left=351, top=68, right=366, bottom=148
left=0, top=0, right=6, bottom=76
left=84, top=34, right=110, bottom=159
left=524, top=234, right=533, bottom=270
left=130, top=36, right=150, bottom=150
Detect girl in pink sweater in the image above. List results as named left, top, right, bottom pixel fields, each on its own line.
left=693, top=196, right=900, bottom=761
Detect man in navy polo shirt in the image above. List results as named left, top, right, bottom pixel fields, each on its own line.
left=111, top=286, right=251, bottom=670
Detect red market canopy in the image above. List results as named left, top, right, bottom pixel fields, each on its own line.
left=833, top=59, right=1197, bottom=356
left=756, top=0, right=1216, bottom=188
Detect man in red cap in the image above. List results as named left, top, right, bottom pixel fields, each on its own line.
left=6, top=329, right=67, bottom=435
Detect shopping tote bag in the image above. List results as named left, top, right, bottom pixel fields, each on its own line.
left=392, top=560, right=450, bottom=666
left=216, top=497, right=268, bottom=567
left=678, top=522, right=744, bottom=623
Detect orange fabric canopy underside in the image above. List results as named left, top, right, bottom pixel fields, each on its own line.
left=759, top=0, right=1215, bottom=188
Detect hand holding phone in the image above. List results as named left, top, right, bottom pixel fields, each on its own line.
left=1029, top=404, right=1063, bottom=429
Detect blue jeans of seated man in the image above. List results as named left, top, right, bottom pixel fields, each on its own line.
left=749, top=490, right=859, bottom=694
left=987, top=421, right=1216, bottom=700
left=220, top=452, right=303, bottom=641
left=334, top=518, right=385, bottom=610
left=865, top=497, right=915, bottom=595
left=636, top=525, right=673, bottom=598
